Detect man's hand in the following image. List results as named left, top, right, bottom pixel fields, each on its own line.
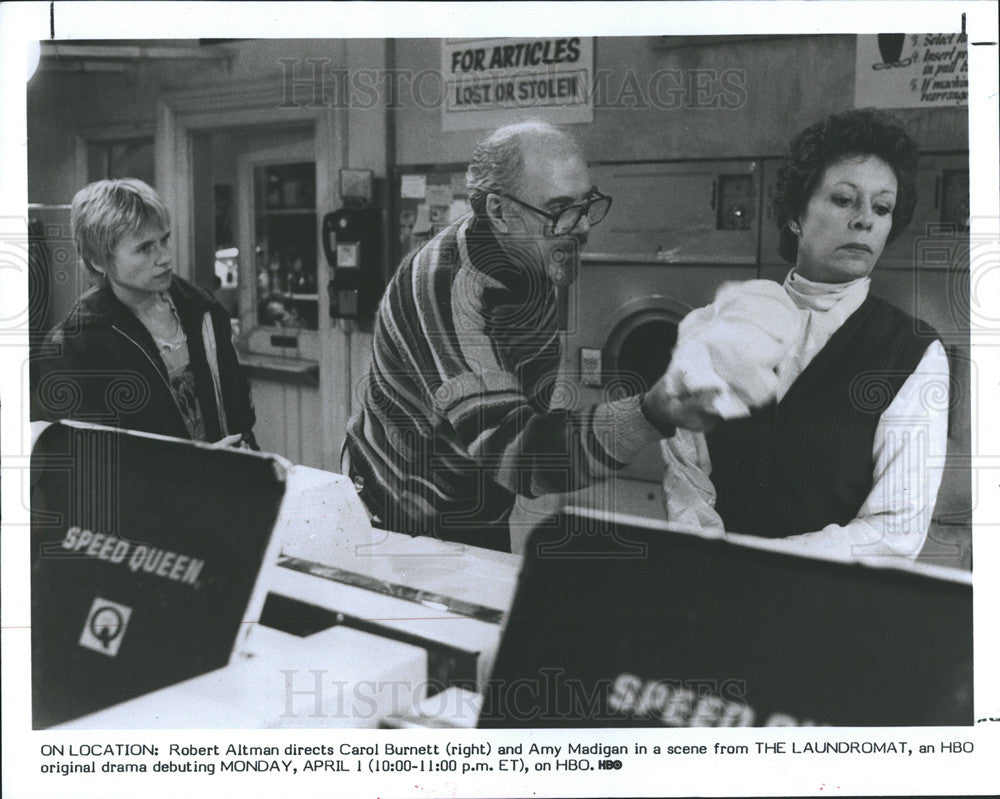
left=642, top=373, right=721, bottom=435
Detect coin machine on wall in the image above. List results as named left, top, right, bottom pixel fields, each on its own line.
left=324, top=168, right=385, bottom=327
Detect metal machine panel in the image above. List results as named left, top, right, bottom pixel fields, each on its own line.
left=561, top=261, right=757, bottom=485
left=587, top=160, right=760, bottom=263
left=548, top=159, right=764, bottom=523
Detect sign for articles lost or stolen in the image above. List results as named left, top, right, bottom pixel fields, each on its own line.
left=441, top=38, right=595, bottom=131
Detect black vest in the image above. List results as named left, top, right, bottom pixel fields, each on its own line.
left=705, top=295, right=938, bottom=538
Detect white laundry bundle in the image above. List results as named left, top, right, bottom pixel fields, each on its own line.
left=664, top=280, right=803, bottom=419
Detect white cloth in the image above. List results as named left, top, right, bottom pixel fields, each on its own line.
left=664, top=280, right=803, bottom=418
left=662, top=271, right=948, bottom=563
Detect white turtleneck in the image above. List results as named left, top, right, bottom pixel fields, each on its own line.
left=662, top=271, right=948, bottom=564
left=776, top=271, right=871, bottom=399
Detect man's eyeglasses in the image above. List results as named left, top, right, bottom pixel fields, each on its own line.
left=489, top=187, right=612, bottom=237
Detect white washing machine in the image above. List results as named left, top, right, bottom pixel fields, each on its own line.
left=512, top=159, right=764, bottom=545
left=511, top=259, right=759, bottom=551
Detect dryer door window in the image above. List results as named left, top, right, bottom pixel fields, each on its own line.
left=603, top=311, right=679, bottom=396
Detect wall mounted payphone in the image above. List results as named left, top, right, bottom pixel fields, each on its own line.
left=323, top=169, right=384, bottom=326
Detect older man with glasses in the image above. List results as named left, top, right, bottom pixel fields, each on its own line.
left=344, top=120, right=715, bottom=551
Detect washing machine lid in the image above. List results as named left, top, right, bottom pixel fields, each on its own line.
left=480, top=507, right=972, bottom=728
left=30, top=421, right=288, bottom=728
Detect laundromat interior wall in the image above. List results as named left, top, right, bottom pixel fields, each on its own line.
left=396, top=36, right=967, bottom=158
left=27, top=36, right=972, bottom=563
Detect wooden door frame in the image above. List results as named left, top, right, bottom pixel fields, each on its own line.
left=155, top=76, right=348, bottom=470
left=236, top=139, right=317, bottom=359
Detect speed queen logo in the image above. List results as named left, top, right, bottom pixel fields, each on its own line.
left=79, top=597, right=132, bottom=657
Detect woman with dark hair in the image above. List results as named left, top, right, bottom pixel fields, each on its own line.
left=662, top=109, right=947, bottom=562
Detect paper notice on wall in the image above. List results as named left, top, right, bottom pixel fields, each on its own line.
left=426, top=185, right=453, bottom=207
left=441, top=37, right=594, bottom=131
left=401, top=174, right=427, bottom=199
left=413, top=204, right=432, bottom=234
left=855, top=33, right=968, bottom=108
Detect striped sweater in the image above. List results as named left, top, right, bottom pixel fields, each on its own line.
left=344, top=214, right=659, bottom=550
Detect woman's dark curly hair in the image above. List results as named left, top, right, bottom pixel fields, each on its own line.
left=774, top=109, right=919, bottom=263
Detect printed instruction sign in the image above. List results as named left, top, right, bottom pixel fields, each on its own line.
left=441, top=37, right=594, bottom=131
left=855, top=33, right=968, bottom=108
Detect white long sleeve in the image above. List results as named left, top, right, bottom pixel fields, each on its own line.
left=662, top=341, right=948, bottom=562
left=662, top=271, right=949, bottom=562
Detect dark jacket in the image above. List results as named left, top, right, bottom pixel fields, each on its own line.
left=32, top=275, right=257, bottom=447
